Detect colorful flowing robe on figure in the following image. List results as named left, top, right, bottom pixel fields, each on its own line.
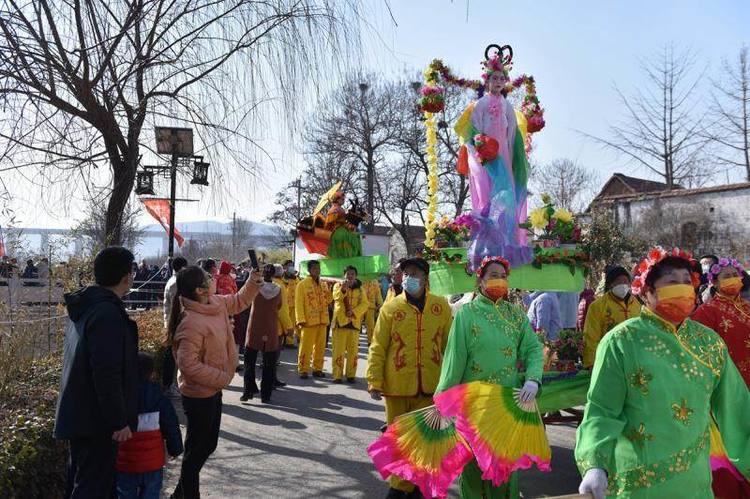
left=574, top=309, right=750, bottom=498
left=435, top=294, right=544, bottom=498
left=455, top=95, right=532, bottom=269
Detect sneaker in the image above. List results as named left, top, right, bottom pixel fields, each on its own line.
left=332, top=378, right=343, bottom=384
left=312, top=370, right=325, bottom=378
left=299, top=373, right=309, bottom=379
left=346, top=377, right=356, bottom=384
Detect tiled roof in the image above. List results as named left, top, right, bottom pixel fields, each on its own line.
left=593, top=182, right=750, bottom=204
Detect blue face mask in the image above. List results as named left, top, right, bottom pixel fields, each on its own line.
left=403, top=276, right=422, bottom=296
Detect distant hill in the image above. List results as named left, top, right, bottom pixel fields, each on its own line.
left=142, top=219, right=280, bottom=236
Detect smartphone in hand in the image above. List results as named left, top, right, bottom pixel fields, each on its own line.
left=247, top=249, right=259, bottom=270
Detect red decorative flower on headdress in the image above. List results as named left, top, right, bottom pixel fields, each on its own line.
left=477, top=256, right=511, bottom=277
left=631, top=247, right=699, bottom=296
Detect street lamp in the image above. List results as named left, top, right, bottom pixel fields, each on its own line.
left=135, top=170, right=155, bottom=195
left=190, top=157, right=210, bottom=186
left=134, top=126, right=206, bottom=260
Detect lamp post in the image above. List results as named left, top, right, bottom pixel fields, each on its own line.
left=135, top=127, right=208, bottom=259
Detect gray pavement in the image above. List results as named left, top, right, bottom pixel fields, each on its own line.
left=163, top=333, right=582, bottom=498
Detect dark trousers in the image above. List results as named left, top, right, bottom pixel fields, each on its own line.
left=66, top=435, right=118, bottom=499
left=243, top=348, right=275, bottom=400
left=162, top=346, right=176, bottom=387
left=175, top=393, right=222, bottom=499
left=117, top=469, right=163, bottom=499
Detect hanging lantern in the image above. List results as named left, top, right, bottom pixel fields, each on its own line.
left=135, top=170, right=155, bottom=195
left=191, top=158, right=209, bottom=186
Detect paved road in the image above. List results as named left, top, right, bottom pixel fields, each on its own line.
left=163, top=333, right=582, bottom=498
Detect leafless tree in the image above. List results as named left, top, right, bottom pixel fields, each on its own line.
left=708, top=46, right=750, bottom=181
left=0, top=0, right=364, bottom=245
left=531, top=158, right=598, bottom=212
left=584, top=45, right=710, bottom=189
left=71, top=199, right=143, bottom=255
left=304, top=74, right=404, bottom=230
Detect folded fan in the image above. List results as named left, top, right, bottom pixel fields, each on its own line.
left=367, top=405, right=473, bottom=499
left=434, top=381, right=552, bottom=487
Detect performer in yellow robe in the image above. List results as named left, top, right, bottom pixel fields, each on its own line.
left=295, top=260, right=332, bottom=378
left=276, top=260, right=300, bottom=346
left=363, top=278, right=384, bottom=345
left=331, top=266, right=370, bottom=383
left=366, top=257, right=453, bottom=496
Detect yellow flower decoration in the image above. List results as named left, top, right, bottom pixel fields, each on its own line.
left=529, top=208, right=548, bottom=229
left=423, top=108, right=440, bottom=248
left=553, top=208, right=573, bottom=223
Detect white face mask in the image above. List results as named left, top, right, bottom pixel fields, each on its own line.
left=701, top=264, right=711, bottom=274
left=611, top=284, right=630, bottom=299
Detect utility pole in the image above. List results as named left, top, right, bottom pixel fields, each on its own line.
left=167, top=136, right=178, bottom=260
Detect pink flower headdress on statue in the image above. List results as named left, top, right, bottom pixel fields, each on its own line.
left=480, top=44, right=513, bottom=81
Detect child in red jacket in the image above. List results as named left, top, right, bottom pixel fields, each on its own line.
left=116, top=352, right=183, bottom=498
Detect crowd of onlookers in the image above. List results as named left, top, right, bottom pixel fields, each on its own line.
left=0, top=255, right=50, bottom=282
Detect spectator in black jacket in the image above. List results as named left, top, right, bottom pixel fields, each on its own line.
left=54, top=246, right=139, bottom=499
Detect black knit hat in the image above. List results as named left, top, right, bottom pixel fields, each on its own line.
left=400, top=257, right=430, bottom=275
left=604, top=265, right=631, bottom=291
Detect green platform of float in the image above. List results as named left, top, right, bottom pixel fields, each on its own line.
left=298, top=254, right=390, bottom=282
left=428, top=247, right=585, bottom=296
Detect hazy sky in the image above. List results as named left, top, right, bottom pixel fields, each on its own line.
left=4, top=0, right=749, bottom=229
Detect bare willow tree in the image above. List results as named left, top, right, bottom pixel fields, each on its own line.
left=708, top=46, right=750, bottom=181
left=585, top=45, right=710, bottom=189
left=531, top=158, right=598, bottom=212
left=0, top=0, right=363, bottom=245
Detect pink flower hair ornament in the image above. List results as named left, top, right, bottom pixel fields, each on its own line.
left=707, top=258, right=745, bottom=284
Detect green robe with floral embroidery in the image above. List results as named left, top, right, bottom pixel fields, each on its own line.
left=435, top=294, right=544, bottom=499
left=436, top=294, right=544, bottom=394
left=575, top=309, right=750, bottom=498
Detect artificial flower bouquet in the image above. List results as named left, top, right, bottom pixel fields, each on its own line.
left=520, top=194, right=581, bottom=246
left=434, top=213, right=476, bottom=248
left=418, top=84, right=445, bottom=113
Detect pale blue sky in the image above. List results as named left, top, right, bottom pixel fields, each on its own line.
left=5, top=0, right=749, bottom=228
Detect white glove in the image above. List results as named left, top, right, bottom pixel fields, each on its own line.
left=518, top=380, right=539, bottom=402
left=579, top=468, right=608, bottom=499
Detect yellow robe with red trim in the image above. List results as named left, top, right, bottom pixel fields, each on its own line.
left=366, top=292, right=453, bottom=397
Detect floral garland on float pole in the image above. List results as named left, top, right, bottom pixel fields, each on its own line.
left=421, top=66, right=442, bottom=249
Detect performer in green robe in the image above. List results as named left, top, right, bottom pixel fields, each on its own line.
left=576, top=247, right=750, bottom=499
left=436, top=256, right=544, bottom=499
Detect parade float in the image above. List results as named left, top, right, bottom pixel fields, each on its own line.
left=418, top=44, right=589, bottom=297
left=295, top=182, right=389, bottom=281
